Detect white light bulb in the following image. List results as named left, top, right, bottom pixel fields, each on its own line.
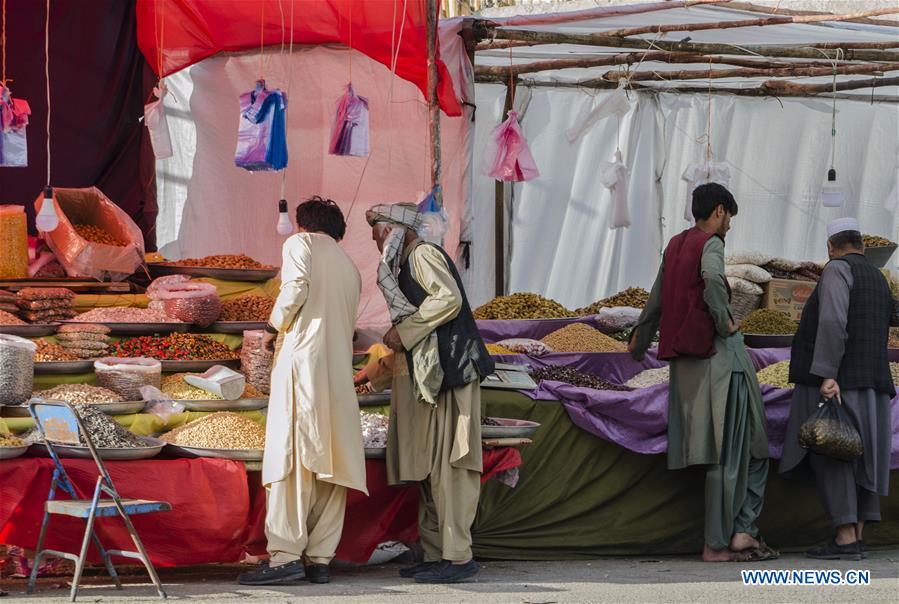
left=276, top=199, right=293, bottom=235
left=36, top=187, right=60, bottom=232
left=821, top=168, right=845, bottom=208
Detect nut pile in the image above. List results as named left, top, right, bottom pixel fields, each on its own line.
left=577, top=287, right=650, bottom=315
left=219, top=295, right=275, bottom=322
left=36, top=384, right=122, bottom=404
left=530, top=366, right=629, bottom=391
left=70, top=403, right=146, bottom=448
left=113, top=333, right=237, bottom=360
left=160, top=373, right=262, bottom=400
left=741, top=309, right=798, bottom=335
left=16, top=288, right=76, bottom=323
left=76, top=307, right=182, bottom=323
left=890, top=362, right=899, bottom=385
left=756, top=360, right=793, bottom=389
left=161, top=412, right=266, bottom=449
left=625, top=366, right=670, bottom=389
left=0, top=309, right=26, bottom=325
left=863, top=234, right=896, bottom=248
left=540, top=323, right=627, bottom=353
left=34, top=339, right=78, bottom=361
left=0, top=290, right=20, bottom=318
left=486, top=343, right=514, bottom=356
left=361, top=411, right=388, bottom=449
left=473, top=293, right=574, bottom=320
left=0, top=433, right=26, bottom=447
left=162, top=254, right=274, bottom=270
left=56, top=323, right=111, bottom=359
left=890, top=328, right=899, bottom=349
left=73, top=224, right=126, bottom=246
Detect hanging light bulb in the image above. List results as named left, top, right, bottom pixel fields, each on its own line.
left=821, top=167, right=845, bottom=208
left=276, top=199, right=293, bottom=235
left=35, top=186, right=59, bottom=232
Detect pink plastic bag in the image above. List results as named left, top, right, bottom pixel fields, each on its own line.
left=485, top=110, right=539, bottom=182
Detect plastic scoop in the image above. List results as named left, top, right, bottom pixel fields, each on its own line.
left=184, top=365, right=246, bottom=400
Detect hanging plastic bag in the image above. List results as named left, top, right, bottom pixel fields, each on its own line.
left=235, top=79, right=288, bottom=172
left=0, top=84, right=30, bottom=168
left=329, top=83, right=369, bottom=157
left=798, top=396, right=863, bottom=462
left=599, top=150, right=631, bottom=229
left=566, top=80, right=631, bottom=143
left=682, top=161, right=730, bottom=223
left=140, top=385, right=184, bottom=422
left=416, top=187, right=448, bottom=244
left=485, top=110, right=539, bottom=182
left=143, top=83, right=173, bottom=160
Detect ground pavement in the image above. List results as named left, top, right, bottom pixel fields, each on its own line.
left=2, top=552, right=897, bottom=603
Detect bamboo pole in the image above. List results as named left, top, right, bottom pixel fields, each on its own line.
left=491, top=28, right=899, bottom=63
left=487, top=0, right=728, bottom=27
left=601, top=62, right=899, bottom=83
left=720, top=1, right=899, bottom=28
left=760, top=74, right=899, bottom=95
left=426, top=0, right=442, bottom=209
left=600, top=7, right=899, bottom=38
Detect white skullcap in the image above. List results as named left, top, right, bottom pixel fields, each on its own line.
left=826, top=217, right=860, bottom=238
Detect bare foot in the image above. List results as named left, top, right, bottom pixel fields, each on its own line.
left=702, top=545, right=735, bottom=562
left=730, top=533, right=760, bottom=552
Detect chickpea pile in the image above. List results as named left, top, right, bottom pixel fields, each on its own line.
left=73, top=224, right=126, bottom=246
left=163, top=254, right=274, bottom=270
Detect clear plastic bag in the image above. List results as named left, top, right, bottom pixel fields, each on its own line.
left=0, top=334, right=36, bottom=405
left=798, top=396, right=863, bottom=462
left=240, top=330, right=272, bottom=395
left=94, top=357, right=162, bottom=401
left=594, top=306, right=643, bottom=333
left=139, top=385, right=184, bottom=422
left=496, top=338, right=554, bottom=357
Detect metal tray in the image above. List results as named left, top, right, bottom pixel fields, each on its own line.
left=0, top=445, right=29, bottom=460
left=164, top=443, right=263, bottom=461
left=480, top=418, right=541, bottom=439
left=29, top=437, right=165, bottom=460
left=357, top=392, right=392, bottom=407
left=34, top=360, right=95, bottom=374
left=60, top=321, right=190, bottom=336
left=365, top=447, right=386, bottom=459
left=0, top=323, right=59, bottom=337
left=159, top=359, right=240, bottom=372
left=1, top=404, right=31, bottom=418
left=180, top=398, right=268, bottom=412
left=92, top=401, right=147, bottom=415
left=743, top=333, right=794, bottom=349
left=206, top=321, right=268, bottom=334
left=148, top=263, right=279, bottom=282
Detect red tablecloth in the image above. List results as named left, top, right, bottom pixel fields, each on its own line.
left=0, top=448, right=521, bottom=567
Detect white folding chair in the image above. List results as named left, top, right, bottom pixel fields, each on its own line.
left=26, top=399, right=171, bottom=601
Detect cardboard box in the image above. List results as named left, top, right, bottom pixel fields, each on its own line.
left=762, top=278, right=817, bottom=321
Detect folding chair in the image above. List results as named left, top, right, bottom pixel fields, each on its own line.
left=26, top=399, right=171, bottom=601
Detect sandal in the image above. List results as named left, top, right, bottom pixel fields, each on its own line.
left=733, top=540, right=780, bottom=562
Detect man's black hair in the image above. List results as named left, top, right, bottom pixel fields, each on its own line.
left=692, top=182, right=738, bottom=221
left=295, top=196, right=346, bottom=241
left=828, top=230, right=864, bottom=251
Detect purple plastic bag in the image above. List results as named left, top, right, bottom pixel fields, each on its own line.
left=235, top=80, right=288, bottom=172
left=485, top=110, right=539, bottom=182
left=329, top=83, right=369, bottom=157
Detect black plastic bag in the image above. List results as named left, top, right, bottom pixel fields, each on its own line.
left=798, top=396, right=863, bottom=462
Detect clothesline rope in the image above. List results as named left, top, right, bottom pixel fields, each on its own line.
left=1, top=0, right=7, bottom=85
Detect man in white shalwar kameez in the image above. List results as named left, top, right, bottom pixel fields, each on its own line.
left=239, top=197, right=366, bottom=586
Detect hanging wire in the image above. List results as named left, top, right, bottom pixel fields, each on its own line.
left=279, top=0, right=289, bottom=199
left=1, top=0, right=7, bottom=86
left=259, top=0, right=265, bottom=80
left=45, top=0, right=51, bottom=186
left=347, top=0, right=353, bottom=83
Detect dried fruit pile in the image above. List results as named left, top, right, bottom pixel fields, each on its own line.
left=76, top=307, right=182, bottom=323
left=756, top=360, right=793, bottom=389
left=530, top=366, right=629, bottom=391
left=577, top=287, right=650, bottom=315
left=863, top=234, right=895, bottom=248
left=162, top=254, right=274, bottom=270
left=219, top=295, right=275, bottom=322
left=113, top=333, right=237, bottom=361
left=540, top=323, right=626, bottom=353
left=16, top=288, right=76, bottom=323
left=741, top=309, right=798, bottom=335
left=161, top=412, right=265, bottom=449
left=890, top=362, right=899, bottom=385
left=36, top=384, right=122, bottom=404
left=473, top=293, right=574, bottom=320
left=0, top=309, right=26, bottom=325
left=160, top=373, right=262, bottom=400
left=34, top=339, right=78, bottom=361
left=73, top=224, right=126, bottom=246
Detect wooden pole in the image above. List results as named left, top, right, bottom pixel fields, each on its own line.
left=721, top=1, right=899, bottom=28
left=491, top=28, right=899, bottom=63
left=602, top=62, right=899, bottom=83
left=426, top=0, right=442, bottom=209
left=600, top=7, right=899, bottom=38
left=495, top=81, right=515, bottom=298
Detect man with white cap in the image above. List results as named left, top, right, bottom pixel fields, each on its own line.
left=364, top=202, right=494, bottom=583
left=781, top=218, right=895, bottom=561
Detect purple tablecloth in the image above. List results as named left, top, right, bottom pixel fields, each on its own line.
left=506, top=347, right=899, bottom=468
left=478, top=317, right=605, bottom=343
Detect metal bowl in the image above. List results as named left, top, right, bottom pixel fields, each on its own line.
left=365, top=447, right=386, bottom=459
left=164, top=443, right=263, bottom=461
left=206, top=321, right=268, bottom=334
left=180, top=398, right=268, bottom=412
left=481, top=418, right=541, bottom=439
left=159, top=359, right=240, bottom=372
left=0, top=445, right=29, bottom=460
left=0, top=323, right=59, bottom=337
left=147, top=263, right=279, bottom=282
left=60, top=321, right=190, bottom=336
left=743, top=333, right=795, bottom=349
left=29, top=437, right=165, bottom=460
left=34, top=360, right=95, bottom=375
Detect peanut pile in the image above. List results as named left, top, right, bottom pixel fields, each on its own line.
left=540, top=323, right=627, bottom=353
left=76, top=307, right=182, bottom=323
left=890, top=362, right=899, bottom=385
left=73, top=224, right=126, bottom=246
left=0, top=433, right=26, bottom=447
left=219, top=295, right=275, bottom=322
left=161, top=412, right=266, bottom=449
left=473, top=293, right=574, bottom=320
left=36, top=384, right=122, bottom=404
left=756, top=360, right=793, bottom=389
left=34, top=339, right=78, bottom=361
left=863, top=234, right=896, bottom=248
left=161, top=373, right=262, bottom=400
left=486, top=343, right=514, bottom=356
left=577, top=287, right=650, bottom=315
left=0, top=309, right=26, bottom=325
left=163, top=254, right=274, bottom=270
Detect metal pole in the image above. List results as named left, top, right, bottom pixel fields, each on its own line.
left=426, top=0, right=443, bottom=208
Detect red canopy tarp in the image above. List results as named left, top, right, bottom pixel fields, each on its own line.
left=136, top=0, right=462, bottom=116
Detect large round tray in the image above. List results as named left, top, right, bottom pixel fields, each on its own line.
left=180, top=398, right=268, bottom=412
left=0, top=445, right=29, bottom=460
left=60, top=321, right=190, bottom=336
left=481, top=418, right=541, bottom=439
left=34, top=360, right=95, bottom=374
left=148, top=263, right=279, bottom=282
left=2, top=401, right=145, bottom=417
left=160, top=358, right=240, bottom=372
left=365, top=447, right=386, bottom=459
left=0, top=323, right=59, bottom=337
left=357, top=392, right=392, bottom=407
left=0, top=405, right=30, bottom=418
left=743, top=333, right=794, bottom=349
left=164, top=443, right=263, bottom=461
left=29, top=437, right=165, bottom=460
left=206, top=321, right=268, bottom=334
